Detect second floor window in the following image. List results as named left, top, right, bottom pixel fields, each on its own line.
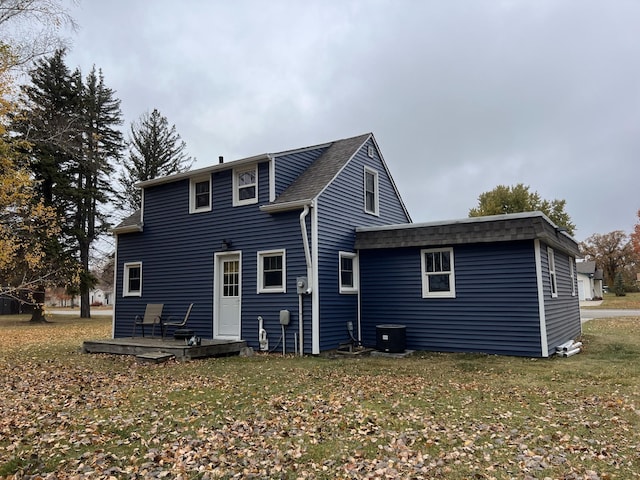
left=234, top=166, right=258, bottom=206
left=190, top=176, right=211, bottom=213
left=364, top=167, right=379, bottom=215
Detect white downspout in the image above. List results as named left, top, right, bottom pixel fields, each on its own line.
left=299, top=205, right=312, bottom=356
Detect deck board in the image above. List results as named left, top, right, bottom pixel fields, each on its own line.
left=82, top=337, right=247, bottom=360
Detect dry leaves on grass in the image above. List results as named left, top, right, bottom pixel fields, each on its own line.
left=1, top=317, right=640, bottom=479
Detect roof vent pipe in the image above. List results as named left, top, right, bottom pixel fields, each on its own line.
left=219, top=156, right=224, bottom=164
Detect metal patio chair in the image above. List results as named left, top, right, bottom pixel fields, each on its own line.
left=161, top=303, right=194, bottom=339
left=133, top=303, right=164, bottom=337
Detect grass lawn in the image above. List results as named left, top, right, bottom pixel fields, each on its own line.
left=583, top=291, right=640, bottom=310
left=1, top=314, right=639, bottom=479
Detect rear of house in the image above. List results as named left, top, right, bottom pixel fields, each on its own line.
left=113, top=133, right=411, bottom=354
left=112, top=132, right=582, bottom=358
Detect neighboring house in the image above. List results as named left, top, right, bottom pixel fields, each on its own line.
left=576, top=261, right=604, bottom=301
left=112, top=133, right=581, bottom=357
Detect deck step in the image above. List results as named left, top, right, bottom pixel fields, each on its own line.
left=136, top=351, right=175, bottom=363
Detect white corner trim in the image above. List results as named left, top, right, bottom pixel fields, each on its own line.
left=312, top=201, right=320, bottom=355
left=534, top=239, right=549, bottom=357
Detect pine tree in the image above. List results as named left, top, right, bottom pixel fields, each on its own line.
left=13, top=50, right=124, bottom=319
left=74, top=66, right=124, bottom=317
left=116, top=108, right=193, bottom=213
left=613, top=272, right=626, bottom=297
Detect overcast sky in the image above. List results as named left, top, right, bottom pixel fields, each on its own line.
left=64, top=0, right=640, bottom=241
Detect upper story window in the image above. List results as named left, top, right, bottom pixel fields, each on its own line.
left=339, top=252, right=358, bottom=294
left=548, top=247, right=558, bottom=297
left=421, top=248, right=456, bottom=298
left=190, top=175, right=211, bottom=213
left=258, top=249, right=286, bottom=293
left=233, top=165, right=258, bottom=206
left=364, top=167, right=379, bottom=215
left=123, top=262, right=142, bottom=297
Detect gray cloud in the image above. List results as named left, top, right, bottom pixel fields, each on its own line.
left=65, top=0, right=640, bottom=240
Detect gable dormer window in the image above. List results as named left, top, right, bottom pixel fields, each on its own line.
left=364, top=167, right=379, bottom=215
left=190, top=175, right=211, bottom=213
left=233, top=165, right=258, bottom=206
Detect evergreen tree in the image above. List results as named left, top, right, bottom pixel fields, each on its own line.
left=13, top=50, right=124, bottom=319
left=116, top=108, right=193, bottom=213
left=12, top=49, right=82, bottom=321
left=74, top=66, right=124, bottom=317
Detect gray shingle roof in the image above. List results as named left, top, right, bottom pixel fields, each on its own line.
left=112, top=210, right=142, bottom=233
left=270, top=133, right=371, bottom=206
left=355, top=211, right=581, bottom=257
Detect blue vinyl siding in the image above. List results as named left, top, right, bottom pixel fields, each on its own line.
left=115, top=161, right=311, bottom=352
left=273, top=147, right=328, bottom=197
left=540, top=243, right=581, bottom=353
left=359, top=241, right=546, bottom=357
left=316, top=139, right=411, bottom=351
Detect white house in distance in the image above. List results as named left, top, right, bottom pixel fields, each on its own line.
left=576, top=261, right=604, bottom=301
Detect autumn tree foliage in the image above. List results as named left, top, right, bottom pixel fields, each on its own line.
left=13, top=49, right=124, bottom=318
left=580, top=231, right=636, bottom=288
left=115, top=108, right=193, bottom=214
left=469, top=183, right=576, bottom=236
left=0, top=46, right=64, bottom=319
left=631, top=209, right=640, bottom=256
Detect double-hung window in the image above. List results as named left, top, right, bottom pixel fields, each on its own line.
left=234, top=165, right=258, bottom=206
left=548, top=247, right=558, bottom=297
left=123, top=262, right=142, bottom=297
left=258, top=250, right=286, bottom=293
left=421, top=248, right=455, bottom=298
left=190, top=176, right=211, bottom=213
left=364, top=167, right=379, bottom=215
left=339, top=252, right=358, bottom=294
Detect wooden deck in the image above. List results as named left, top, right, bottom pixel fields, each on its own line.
left=82, top=337, right=248, bottom=361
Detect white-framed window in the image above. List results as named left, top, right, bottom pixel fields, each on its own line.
left=257, top=249, right=286, bottom=293
left=123, top=262, right=142, bottom=297
left=421, top=248, right=455, bottom=298
left=548, top=247, right=558, bottom=298
left=189, top=175, right=211, bottom=213
left=364, top=167, right=379, bottom=215
left=233, top=165, right=258, bottom=206
left=339, top=251, right=358, bottom=294
left=569, top=257, right=576, bottom=297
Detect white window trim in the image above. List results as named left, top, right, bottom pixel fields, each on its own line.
left=569, top=257, right=576, bottom=297
left=233, top=165, right=258, bottom=206
left=123, top=261, right=142, bottom=297
left=257, top=249, right=286, bottom=293
left=339, top=251, right=359, bottom=294
left=421, top=247, right=456, bottom=298
left=363, top=167, right=379, bottom=216
left=189, top=175, right=211, bottom=213
left=548, top=247, right=558, bottom=298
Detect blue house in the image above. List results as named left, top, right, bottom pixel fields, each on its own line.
left=113, top=133, right=581, bottom=357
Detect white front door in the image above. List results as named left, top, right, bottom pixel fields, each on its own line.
left=214, top=252, right=241, bottom=339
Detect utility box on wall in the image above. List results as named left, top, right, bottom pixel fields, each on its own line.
left=376, top=324, right=406, bottom=353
